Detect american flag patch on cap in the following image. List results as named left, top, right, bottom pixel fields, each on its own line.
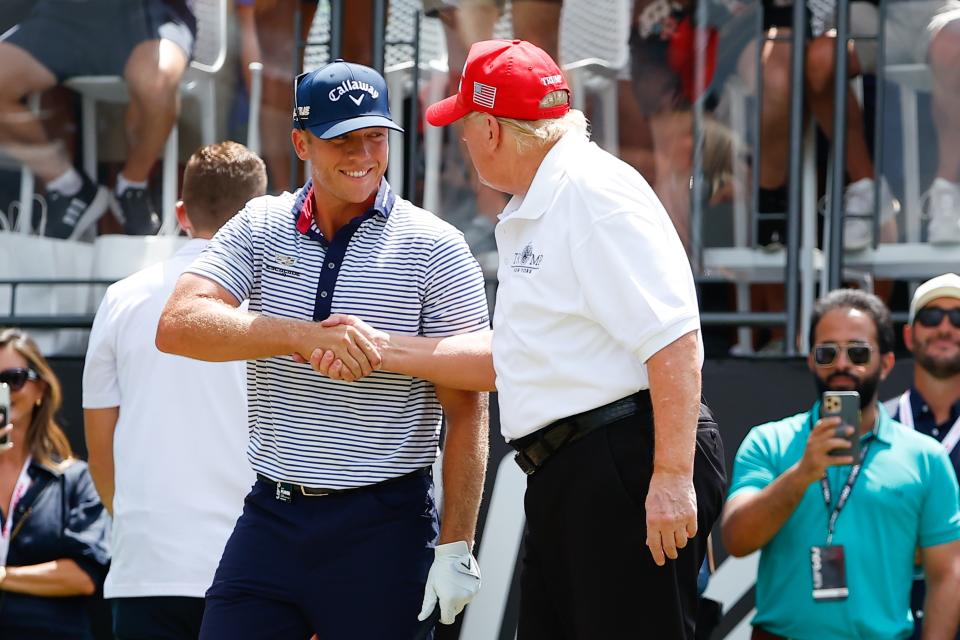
left=473, top=82, right=497, bottom=109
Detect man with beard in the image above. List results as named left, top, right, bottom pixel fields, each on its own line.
left=884, top=272, right=960, bottom=639
left=722, top=288, right=960, bottom=640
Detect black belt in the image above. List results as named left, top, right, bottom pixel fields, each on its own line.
left=510, top=391, right=652, bottom=476
left=256, top=466, right=431, bottom=503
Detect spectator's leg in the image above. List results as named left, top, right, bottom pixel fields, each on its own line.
left=0, top=42, right=66, bottom=182
left=806, top=35, right=873, bottom=184
left=929, top=19, right=960, bottom=182
left=737, top=32, right=793, bottom=191
left=122, top=38, right=189, bottom=183
left=511, top=0, right=562, bottom=63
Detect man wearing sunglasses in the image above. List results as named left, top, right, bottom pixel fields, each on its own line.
left=883, top=272, right=960, bottom=640
left=157, top=60, right=489, bottom=639
left=723, top=288, right=960, bottom=640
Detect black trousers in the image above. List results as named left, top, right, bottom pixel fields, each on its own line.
left=113, top=596, right=205, bottom=640
left=517, top=403, right=727, bottom=640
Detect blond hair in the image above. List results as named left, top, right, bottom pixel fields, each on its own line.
left=180, top=141, right=268, bottom=234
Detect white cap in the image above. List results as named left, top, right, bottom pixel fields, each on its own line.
left=909, top=273, right=960, bottom=323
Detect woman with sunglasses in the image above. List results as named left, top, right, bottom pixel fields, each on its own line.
left=0, top=328, right=110, bottom=640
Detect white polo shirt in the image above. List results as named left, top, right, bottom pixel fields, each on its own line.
left=493, top=132, right=703, bottom=441
left=83, top=239, right=253, bottom=598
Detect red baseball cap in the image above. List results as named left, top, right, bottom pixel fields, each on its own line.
left=426, top=39, right=570, bottom=127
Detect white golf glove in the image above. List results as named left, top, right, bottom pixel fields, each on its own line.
left=418, top=540, right=481, bottom=625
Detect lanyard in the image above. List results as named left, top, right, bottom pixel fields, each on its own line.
left=819, top=442, right=870, bottom=546
left=0, top=455, right=32, bottom=566
left=899, top=391, right=960, bottom=455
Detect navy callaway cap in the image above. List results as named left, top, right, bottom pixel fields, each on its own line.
left=293, top=59, right=404, bottom=139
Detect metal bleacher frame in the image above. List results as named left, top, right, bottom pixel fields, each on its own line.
left=692, top=0, right=960, bottom=355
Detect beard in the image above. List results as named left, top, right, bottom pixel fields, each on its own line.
left=814, top=368, right=882, bottom=409
left=912, top=336, right=960, bottom=379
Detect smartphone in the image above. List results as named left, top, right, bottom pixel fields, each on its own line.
left=0, top=383, right=9, bottom=447
left=822, top=390, right=860, bottom=459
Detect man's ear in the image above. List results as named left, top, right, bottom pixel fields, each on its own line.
left=291, top=129, right=313, bottom=161
left=484, top=114, right=502, bottom=152
left=903, top=323, right=914, bottom=352
left=175, top=200, right=193, bottom=236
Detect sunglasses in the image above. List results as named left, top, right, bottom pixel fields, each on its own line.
left=0, top=367, right=39, bottom=392
left=915, top=306, right=960, bottom=329
left=813, top=342, right=873, bottom=367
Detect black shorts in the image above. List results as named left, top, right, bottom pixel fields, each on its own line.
left=1, top=0, right=196, bottom=81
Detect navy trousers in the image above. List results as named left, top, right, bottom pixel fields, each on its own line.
left=199, top=472, right=439, bottom=640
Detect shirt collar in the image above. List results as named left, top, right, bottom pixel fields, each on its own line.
left=293, top=177, right=395, bottom=236
left=498, top=131, right=587, bottom=223
left=908, top=386, right=960, bottom=426
left=808, top=400, right=893, bottom=445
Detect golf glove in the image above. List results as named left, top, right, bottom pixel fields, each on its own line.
left=418, top=540, right=481, bottom=625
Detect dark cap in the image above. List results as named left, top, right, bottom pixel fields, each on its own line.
left=294, top=59, right=404, bottom=139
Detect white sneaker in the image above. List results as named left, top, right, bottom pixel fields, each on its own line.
left=842, top=177, right=900, bottom=251
left=926, top=177, right=960, bottom=245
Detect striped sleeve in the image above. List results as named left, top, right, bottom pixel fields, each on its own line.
left=420, top=230, right=489, bottom=337
left=185, top=203, right=257, bottom=302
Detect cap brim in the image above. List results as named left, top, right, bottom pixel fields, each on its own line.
left=426, top=95, right=472, bottom=127
left=310, top=115, right=404, bottom=140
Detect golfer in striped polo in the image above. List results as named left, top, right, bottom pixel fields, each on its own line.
left=156, top=60, right=490, bottom=639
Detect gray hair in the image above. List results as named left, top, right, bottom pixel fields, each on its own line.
left=466, top=91, right=590, bottom=153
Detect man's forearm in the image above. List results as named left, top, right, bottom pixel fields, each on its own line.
left=437, top=391, right=489, bottom=547
left=157, top=296, right=309, bottom=362
left=721, top=464, right=813, bottom=557
left=0, top=560, right=96, bottom=597
left=923, top=557, right=960, bottom=639
left=646, top=331, right=700, bottom=477
left=383, top=331, right=496, bottom=392
left=84, top=407, right=118, bottom=516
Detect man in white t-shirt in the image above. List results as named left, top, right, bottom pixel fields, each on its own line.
left=83, top=142, right=267, bottom=640
left=315, top=39, right=728, bottom=639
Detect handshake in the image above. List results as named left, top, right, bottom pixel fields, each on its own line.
left=293, top=314, right=388, bottom=382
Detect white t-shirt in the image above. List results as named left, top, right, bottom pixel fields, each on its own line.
left=83, top=239, right=253, bottom=599
left=493, top=132, right=703, bottom=440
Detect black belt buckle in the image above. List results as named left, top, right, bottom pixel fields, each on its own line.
left=275, top=481, right=294, bottom=503
left=514, top=450, right=538, bottom=476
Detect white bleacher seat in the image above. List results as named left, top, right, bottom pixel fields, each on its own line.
left=0, top=232, right=94, bottom=354
left=16, top=0, right=227, bottom=237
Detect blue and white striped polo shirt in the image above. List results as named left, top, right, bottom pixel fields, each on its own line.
left=185, top=179, right=489, bottom=488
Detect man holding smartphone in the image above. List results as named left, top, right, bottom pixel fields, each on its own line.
left=722, top=288, right=960, bottom=640
left=885, top=272, right=960, bottom=639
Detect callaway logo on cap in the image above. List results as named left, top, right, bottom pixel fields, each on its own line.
left=426, top=39, right=570, bottom=127
left=293, top=59, right=404, bottom=139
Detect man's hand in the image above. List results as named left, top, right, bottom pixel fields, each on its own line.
left=291, top=317, right=383, bottom=382
left=645, top=471, right=697, bottom=566
left=302, top=314, right=389, bottom=381
left=418, top=541, right=481, bottom=625
left=795, top=416, right=855, bottom=485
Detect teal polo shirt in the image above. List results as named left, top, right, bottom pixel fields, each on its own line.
left=729, top=402, right=960, bottom=639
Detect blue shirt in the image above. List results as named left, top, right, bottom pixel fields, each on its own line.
left=186, top=179, right=490, bottom=488
left=886, top=387, right=960, bottom=476
left=728, top=402, right=960, bottom=639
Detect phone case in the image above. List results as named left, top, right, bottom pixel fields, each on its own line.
left=822, top=391, right=860, bottom=459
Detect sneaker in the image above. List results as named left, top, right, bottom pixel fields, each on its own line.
left=44, top=173, right=109, bottom=240
left=926, top=177, right=960, bottom=245
left=115, top=186, right=161, bottom=235
left=841, top=177, right=900, bottom=251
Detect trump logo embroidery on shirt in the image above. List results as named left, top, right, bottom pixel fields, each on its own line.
left=473, top=82, right=497, bottom=109
left=511, top=243, right=543, bottom=274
